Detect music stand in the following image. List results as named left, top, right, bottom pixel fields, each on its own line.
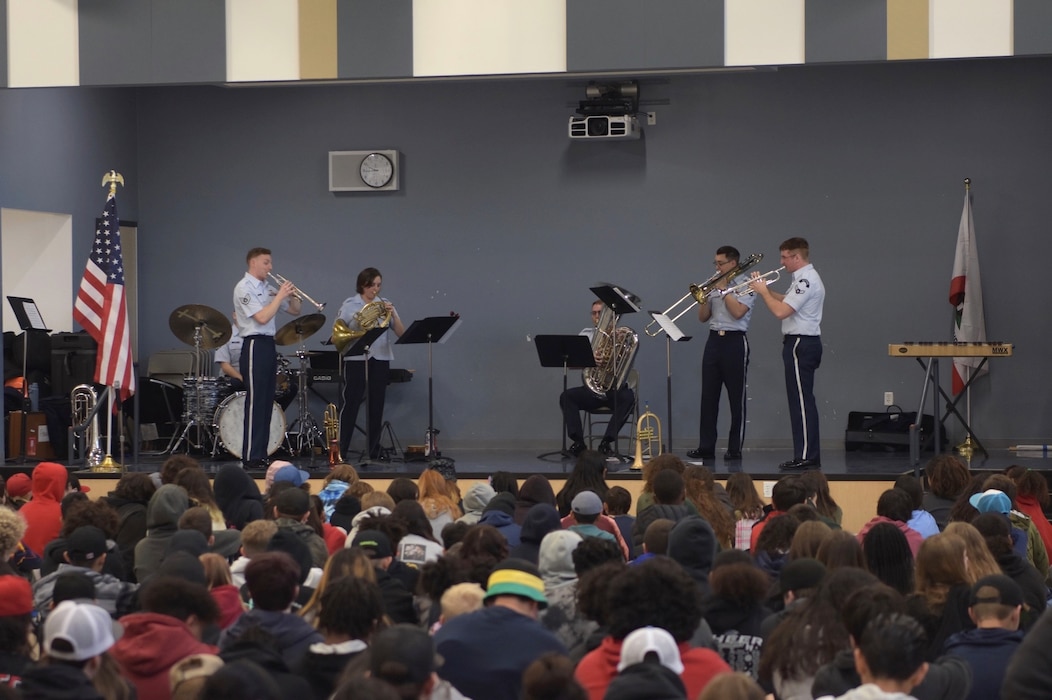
left=396, top=316, right=460, bottom=461
left=341, top=326, right=389, bottom=465
left=648, top=311, right=692, bottom=453
left=534, top=335, right=596, bottom=462
left=587, top=283, right=641, bottom=462
left=6, top=297, right=50, bottom=464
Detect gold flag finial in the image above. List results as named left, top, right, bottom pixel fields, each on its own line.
left=101, top=170, right=125, bottom=196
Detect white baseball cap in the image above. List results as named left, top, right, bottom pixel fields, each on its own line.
left=617, top=626, right=684, bottom=674
left=44, top=600, right=120, bottom=661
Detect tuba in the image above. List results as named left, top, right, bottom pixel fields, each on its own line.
left=583, top=305, right=638, bottom=397
left=332, top=300, right=393, bottom=355
left=71, top=384, right=104, bottom=469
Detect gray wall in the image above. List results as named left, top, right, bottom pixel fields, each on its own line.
left=5, top=57, right=1050, bottom=452
left=131, top=56, right=1052, bottom=450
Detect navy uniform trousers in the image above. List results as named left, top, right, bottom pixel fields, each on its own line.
left=783, top=334, right=822, bottom=461
left=241, top=335, right=277, bottom=463
left=698, top=330, right=749, bottom=455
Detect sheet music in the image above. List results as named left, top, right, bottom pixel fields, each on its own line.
left=23, top=301, right=46, bottom=330
left=649, top=311, right=689, bottom=341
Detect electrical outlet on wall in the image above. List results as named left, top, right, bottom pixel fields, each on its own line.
left=884, top=392, right=894, bottom=406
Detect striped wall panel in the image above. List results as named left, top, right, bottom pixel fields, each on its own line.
left=79, top=0, right=152, bottom=86
left=412, top=0, right=566, bottom=77
left=887, top=0, right=928, bottom=61
left=805, top=0, right=886, bottom=63
left=300, top=0, right=337, bottom=80
left=7, top=0, right=80, bottom=88
left=725, top=0, right=806, bottom=67
left=152, top=0, right=226, bottom=84
left=567, top=0, right=723, bottom=73
left=1015, top=0, right=1052, bottom=55
left=337, top=0, right=413, bottom=79
left=930, top=0, right=1013, bottom=59
left=0, top=0, right=7, bottom=88
left=226, top=0, right=300, bottom=82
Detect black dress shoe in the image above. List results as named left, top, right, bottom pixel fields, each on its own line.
left=565, top=441, right=587, bottom=458
left=779, top=458, right=821, bottom=471
left=598, top=441, right=615, bottom=457
left=724, top=451, right=743, bottom=461
left=687, top=448, right=715, bottom=460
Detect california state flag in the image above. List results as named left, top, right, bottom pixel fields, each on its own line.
left=948, top=189, right=987, bottom=395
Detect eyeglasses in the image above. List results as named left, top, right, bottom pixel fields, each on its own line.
left=714, top=259, right=733, bottom=267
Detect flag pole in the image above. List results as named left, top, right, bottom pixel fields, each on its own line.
left=94, top=171, right=125, bottom=473
left=954, top=178, right=977, bottom=460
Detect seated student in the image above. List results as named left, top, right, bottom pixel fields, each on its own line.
left=350, top=530, right=417, bottom=625
left=633, top=519, right=675, bottom=565
left=895, top=475, right=940, bottom=540
left=603, top=626, right=689, bottom=700
left=566, top=492, right=618, bottom=546
left=631, top=471, right=692, bottom=557
left=20, top=601, right=119, bottom=700
left=229, top=519, right=278, bottom=589
left=604, top=486, right=635, bottom=553
left=857, top=489, right=924, bottom=557
left=560, top=492, right=630, bottom=561
left=817, top=613, right=930, bottom=700
left=32, top=525, right=138, bottom=619
left=750, top=476, right=808, bottom=552
left=943, top=574, right=1024, bottom=700
left=970, top=514, right=1047, bottom=630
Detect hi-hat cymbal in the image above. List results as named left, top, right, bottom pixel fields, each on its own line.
left=169, top=304, right=232, bottom=349
left=275, top=313, right=326, bottom=346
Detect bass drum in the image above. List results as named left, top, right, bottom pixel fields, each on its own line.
left=214, top=391, right=286, bottom=458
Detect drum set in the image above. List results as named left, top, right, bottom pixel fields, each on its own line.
left=166, top=303, right=328, bottom=461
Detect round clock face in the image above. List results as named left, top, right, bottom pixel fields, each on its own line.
left=360, top=153, right=394, bottom=188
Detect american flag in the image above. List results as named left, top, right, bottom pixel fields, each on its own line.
left=72, top=193, right=135, bottom=402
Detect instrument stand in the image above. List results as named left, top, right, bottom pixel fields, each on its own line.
left=534, top=335, right=597, bottom=463
left=907, top=356, right=989, bottom=473
left=396, top=315, right=461, bottom=463
left=648, top=312, right=692, bottom=453
left=170, top=325, right=217, bottom=455
left=284, top=346, right=326, bottom=463
left=342, top=327, right=389, bottom=466
left=377, top=420, right=405, bottom=464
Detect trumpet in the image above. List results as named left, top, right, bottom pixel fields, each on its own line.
left=717, top=266, right=785, bottom=299
left=644, top=253, right=763, bottom=336
left=631, top=404, right=663, bottom=470
left=267, top=272, right=325, bottom=311
left=324, top=403, right=340, bottom=466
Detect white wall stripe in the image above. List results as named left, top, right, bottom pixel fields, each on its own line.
left=930, top=0, right=1013, bottom=59
left=7, top=0, right=79, bottom=87
left=725, top=0, right=805, bottom=67
left=226, top=0, right=300, bottom=83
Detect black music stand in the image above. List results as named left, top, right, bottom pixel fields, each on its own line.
left=534, top=335, right=596, bottom=462
left=588, top=283, right=641, bottom=463
left=648, top=311, right=692, bottom=453
left=6, top=297, right=50, bottom=464
left=341, top=326, right=388, bottom=465
left=396, top=316, right=460, bottom=461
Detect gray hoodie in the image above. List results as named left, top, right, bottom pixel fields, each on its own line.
left=133, top=484, right=189, bottom=582
left=457, top=483, right=496, bottom=525
left=538, top=530, right=596, bottom=651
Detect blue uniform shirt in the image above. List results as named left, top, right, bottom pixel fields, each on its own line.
left=709, top=273, right=756, bottom=332
left=338, top=294, right=396, bottom=361
left=214, top=328, right=243, bottom=373
left=781, top=263, right=825, bottom=336
left=233, top=273, right=288, bottom=336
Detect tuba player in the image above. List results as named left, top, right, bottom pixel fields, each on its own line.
left=560, top=300, right=635, bottom=458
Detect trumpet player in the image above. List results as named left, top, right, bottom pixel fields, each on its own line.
left=233, top=247, right=301, bottom=469
left=338, top=267, right=404, bottom=462
left=749, top=237, right=825, bottom=471
left=215, top=309, right=297, bottom=410
left=687, top=246, right=755, bottom=462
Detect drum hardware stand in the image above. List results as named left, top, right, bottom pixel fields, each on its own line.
left=284, top=346, right=326, bottom=461
left=169, top=325, right=218, bottom=454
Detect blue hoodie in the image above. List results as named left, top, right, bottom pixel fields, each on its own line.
left=479, top=509, right=521, bottom=547
left=944, top=627, right=1023, bottom=700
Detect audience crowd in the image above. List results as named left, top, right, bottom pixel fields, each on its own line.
left=0, top=450, right=1048, bottom=700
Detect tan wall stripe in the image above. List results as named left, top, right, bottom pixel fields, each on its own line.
left=887, top=0, right=929, bottom=61
left=299, top=0, right=337, bottom=80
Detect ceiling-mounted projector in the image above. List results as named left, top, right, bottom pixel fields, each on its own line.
left=568, top=115, right=641, bottom=140
left=569, top=81, right=641, bottom=141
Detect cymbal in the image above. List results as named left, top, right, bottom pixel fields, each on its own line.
left=169, top=304, right=232, bottom=349
left=275, top=313, right=327, bottom=346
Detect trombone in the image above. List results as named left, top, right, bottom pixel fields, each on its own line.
left=644, top=253, right=763, bottom=337
left=717, top=266, right=785, bottom=299
left=267, top=272, right=326, bottom=312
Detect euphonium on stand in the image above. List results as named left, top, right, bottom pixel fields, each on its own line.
left=71, top=384, right=104, bottom=469
left=632, top=404, right=663, bottom=470
left=324, top=403, right=340, bottom=466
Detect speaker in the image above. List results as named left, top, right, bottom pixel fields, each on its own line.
left=50, top=333, right=98, bottom=397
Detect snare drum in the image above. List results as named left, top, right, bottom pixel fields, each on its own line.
left=214, top=391, right=286, bottom=458
left=182, top=377, right=223, bottom=422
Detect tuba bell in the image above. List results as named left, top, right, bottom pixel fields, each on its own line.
left=71, top=384, right=104, bottom=469
left=583, top=305, right=638, bottom=398
left=332, top=300, right=393, bottom=355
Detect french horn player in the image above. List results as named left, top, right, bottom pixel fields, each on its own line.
left=560, top=300, right=637, bottom=459
left=336, top=267, right=404, bottom=461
